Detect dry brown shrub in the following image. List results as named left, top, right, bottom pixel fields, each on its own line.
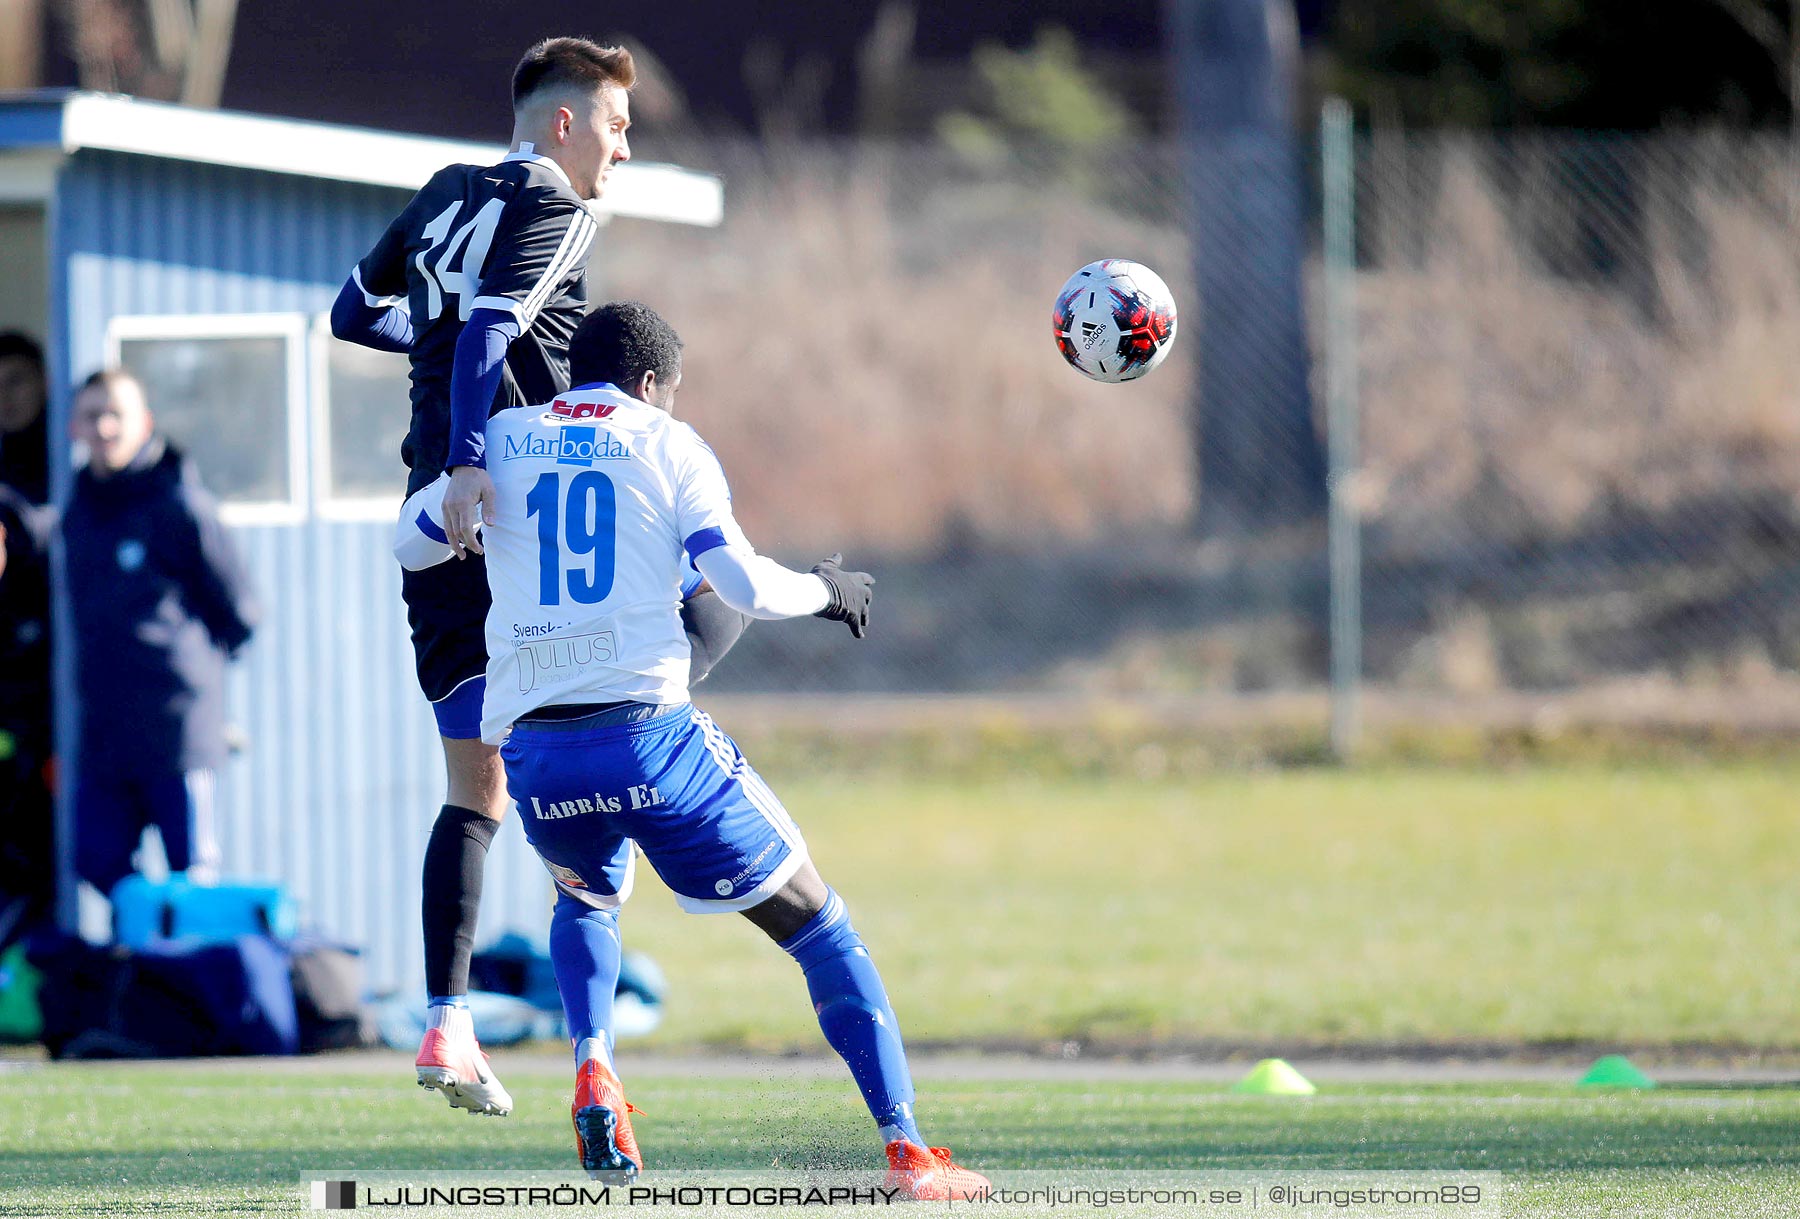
left=604, top=139, right=1800, bottom=575
left=601, top=146, right=1195, bottom=555
left=1356, top=143, right=1800, bottom=555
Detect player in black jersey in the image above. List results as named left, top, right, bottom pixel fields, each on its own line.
left=330, top=38, right=635, bottom=1117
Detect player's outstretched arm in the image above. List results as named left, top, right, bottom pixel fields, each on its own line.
left=444, top=309, right=520, bottom=474
left=329, top=271, right=414, bottom=354
left=693, top=546, right=874, bottom=638
left=440, top=308, right=523, bottom=557
left=681, top=587, right=751, bottom=682
left=440, top=464, right=497, bottom=559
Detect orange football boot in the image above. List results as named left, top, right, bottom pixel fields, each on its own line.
left=572, top=1058, right=643, bottom=1181
left=883, top=1141, right=993, bottom=1201
left=415, top=1028, right=513, bottom=1116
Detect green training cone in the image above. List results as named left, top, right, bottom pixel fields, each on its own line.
left=1232, top=1058, right=1317, bottom=1095
left=1576, top=1055, right=1656, bottom=1089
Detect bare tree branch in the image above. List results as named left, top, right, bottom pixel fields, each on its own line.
left=143, top=0, right=192, bottom=71
left=52, top=0, right=234, bottom=105
left=1714, top=0, right=1786, bottom=55
left=856, top=1, right=916, bottom=138
left=0, top=0, right=46, bottom=90
left=179, top=0, right=234, bottom=107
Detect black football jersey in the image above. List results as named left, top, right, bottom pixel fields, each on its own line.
left=355, top=149, right=599, bottom=493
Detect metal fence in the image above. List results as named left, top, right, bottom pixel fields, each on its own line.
left=1345, top=128, right=1800, bottom=705
left=594, top=130, right=1800, bottom=731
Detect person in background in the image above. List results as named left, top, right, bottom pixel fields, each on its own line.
left=0, top=330, right=54, bottom=948
left=61, top=369, right=258, bottom=898
left=0, top=481, right=54, bottom=951
left=0, top=332, right=49, bottom=506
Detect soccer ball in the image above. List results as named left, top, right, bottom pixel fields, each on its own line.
left=1051, top=259, right=1178, bottom=383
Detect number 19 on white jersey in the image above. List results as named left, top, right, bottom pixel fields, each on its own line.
left=396, top=382, right=750, bottom=744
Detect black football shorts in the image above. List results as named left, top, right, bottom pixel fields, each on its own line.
left=401, top=550, right=490, bottom=718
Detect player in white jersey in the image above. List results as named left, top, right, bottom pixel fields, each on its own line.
left=395, top=302, right=988, bottom=1199
left=474, top=377, right=752, bottom=739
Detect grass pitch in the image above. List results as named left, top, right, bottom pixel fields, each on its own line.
left=1, top=1056, right=1796, bottom=1217
left=6, top=761, right=1794, bottom=1215
left=619, top=763, right=1800, bottom=1051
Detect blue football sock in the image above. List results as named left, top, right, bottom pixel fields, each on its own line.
left=779, top=889, right=924, bottom=1147
left=550, top=893, right=622, bottom=1065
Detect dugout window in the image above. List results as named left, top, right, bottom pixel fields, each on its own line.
left=0, top=203, right=48, bottom=343
left=313, top=318, right=411, bottom=515
left=107, top=314, right=309, bottom=524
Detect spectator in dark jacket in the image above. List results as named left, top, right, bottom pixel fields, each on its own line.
left=62, top=369, right=258, bottom=894
left=0, top=332, right=49, bottom=506
left=0, top=482, right=54, bottom=947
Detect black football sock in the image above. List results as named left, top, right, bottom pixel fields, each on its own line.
left=422, top=804, right=500, bottom=1001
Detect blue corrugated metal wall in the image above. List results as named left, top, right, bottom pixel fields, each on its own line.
left=54, top=150, right=557, bottom=994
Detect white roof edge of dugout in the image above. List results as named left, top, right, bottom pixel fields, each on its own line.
left=47, top=92, right=722, bottom=226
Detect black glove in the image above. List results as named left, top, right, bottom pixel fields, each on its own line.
left=811, top=553, right=875, bottom=639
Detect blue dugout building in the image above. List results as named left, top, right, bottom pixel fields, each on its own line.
left=0, top=91, right=723, bottom=993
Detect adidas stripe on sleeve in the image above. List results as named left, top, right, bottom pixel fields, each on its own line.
left=469, top=202, right=599, bottom=332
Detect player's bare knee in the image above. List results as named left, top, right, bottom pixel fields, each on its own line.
left=742, top=860, right=830, bottom=942
left=442, top=736, right=508, bottom=820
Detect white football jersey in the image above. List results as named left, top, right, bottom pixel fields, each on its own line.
left=475, top=382, right=750, bottom=742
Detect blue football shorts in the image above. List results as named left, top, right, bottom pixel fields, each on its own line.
left=500, top=703, right=808, bottom=914
left=430, top=673, right=485, bottom=740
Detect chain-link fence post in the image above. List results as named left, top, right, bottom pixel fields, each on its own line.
left=1322, top=98, right=1362, bottom=759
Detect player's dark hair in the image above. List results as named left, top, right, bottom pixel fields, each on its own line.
left=0, top=331, right=43, bottom=369
left=569, top=301, right=683, bottom=389
left=512, top=38, right=636, bottom=108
